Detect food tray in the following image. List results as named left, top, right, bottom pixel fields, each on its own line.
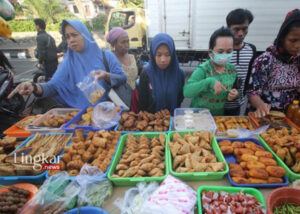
left=258, top=135, right=300, bottom=182
left=64, top=207, right=109, bottom=214
left=26, top=108, right=80, bottom=133
left=214, top=116, right=255, bottom=137
left=114, top=117, right=172, bottom=133
left=174, top=108, right=217, bottom=133
left=167, top=131, right=229, bottom=181
left=3, top=116, right=37, bottom=137
left=0, top=132, right=72, bottom=185
left=107, top=133, right=168, bottom=186
left=248, top=112, right=300, bottom=131
left=46, top=132, right=121, bottom=180
left=62, top=106, right=123, bottom=132
left=197, top=185, right=266, bottom=214
left=217, top=138, right=289, bottom=188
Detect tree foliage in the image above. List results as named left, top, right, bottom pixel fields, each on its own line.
left=119, top=0, right=144, bottom=8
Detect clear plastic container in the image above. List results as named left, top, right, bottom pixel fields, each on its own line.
left=174, top=108, right=217, bottom=133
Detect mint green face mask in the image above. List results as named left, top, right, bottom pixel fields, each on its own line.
left=209, top=51, right=233, bottom=66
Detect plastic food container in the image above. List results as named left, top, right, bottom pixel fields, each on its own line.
left=46, top=132, right=121, bottom=180
left=167, top=131, right=229, bottom=181
left=214, top=116, right=255, bottom=137
left=174, top=108, right=217, bottom=133
left=248, top=112, right=300, bottom=131
left=62, top=106, right=123, bottom=132
left=26, top=108, right=80, bottom=133
left=3, top=115, right=36, bottom=137
left=107, top=133, right=168, bottom=186
left=218, top=138, right=289, bottom=188
left=64, top=206, right=109, bottom=214
left=266, top=187, right=300, bottom=214
left=197, top=185, right=266, bottom=214
left=0, top=132, right=72, bottom=185
left=258, top=135, right=300, bottom=182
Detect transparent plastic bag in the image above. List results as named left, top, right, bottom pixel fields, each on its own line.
left=92, top=101, right=120, bottom=128
left=114, top=182, right=159, bottom=214
left=18, top=171, right=80, bottom=214
left=0, top=0, right=15, bottom=21
left=77, top=72, right=105, bottom=104
left=76, top=164, right=113, bottom=208
left=237, top=125, right=270, bottom=138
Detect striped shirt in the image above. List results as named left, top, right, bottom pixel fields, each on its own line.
left=225, top=42, right=255, bottom=110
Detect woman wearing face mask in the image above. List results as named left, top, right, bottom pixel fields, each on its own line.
left=138, top=33, right=185, bottom=114
left=184, top=27, right=238, bottom=116
left=248, top=9, right=300, bottom=118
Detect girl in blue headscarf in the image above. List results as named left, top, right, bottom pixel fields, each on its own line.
left=8, top=20, right=127, bottom=109
left=138, top=33, right=185, bottom=114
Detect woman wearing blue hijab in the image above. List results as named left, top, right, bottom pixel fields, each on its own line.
left=8, top=20, right=127, bottom=109
left=138, top=33, right=185, bottom=114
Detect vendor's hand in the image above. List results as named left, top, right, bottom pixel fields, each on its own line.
left=7, top=81, right=34, bottom=99
left=227, top=88, right=238, bottom=101
left=254, top=102, right=271, bottom=118
left=92, top=70, right=109, bottom=81
left=213, top=80, right=227, bottom=95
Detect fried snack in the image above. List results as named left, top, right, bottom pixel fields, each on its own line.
left=220, top=146, right=233, bottom=155
left=89, top=89, right=104, bottom=104
left=232, top=141, right=244, bottom=148
left=232, top=176, right=248, bottom=184
left=239, top=161, right=247, bottom=169
left=255, top=151, right=273, bottom=158
left=248, top=168, right=269, bottom=179
left=228, top=163, right=243, bottom=170
left=234, top=148, right=255, bottom=156
left=68, top=169, right=79, bottom=176
left=230, top=169, right=246, bottom=177
left=248, top=177, right=268, bottom=184
left=266, top=166, right=286, bottom=177
left=246, top=161, right=266, bottom=169
left=61, top=153, right=71, bottom=163
left=268, top=177, right=284, bottom=183
left=258, top=157, right=277, bottom=166
left=241, top=154, right=258, bottom=162
left=219, top=140, right=232, bottom=147
left=244, top=141, right=264, bottom=152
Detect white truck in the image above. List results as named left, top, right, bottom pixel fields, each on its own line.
left=145, top=0, right=297, bottom=65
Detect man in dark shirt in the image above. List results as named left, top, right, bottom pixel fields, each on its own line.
left=34, top=18, right=58, bottom=81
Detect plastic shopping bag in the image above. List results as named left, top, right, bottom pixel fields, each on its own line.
left=77, top=72, right=105, bottom=104
left=18, top=171, right=80, bottom=214
left=92, top=101, right=121, bottom=128
left=76, top=164, right=113, bottom=208
left=114, top=182, right=159, bottom=214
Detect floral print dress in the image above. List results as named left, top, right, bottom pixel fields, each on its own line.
left=248, top=45, right=300, bottom=111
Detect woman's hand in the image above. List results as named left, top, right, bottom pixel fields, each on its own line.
left=254, top=102, right=271, bottom=118
left=213, top=80, right=227, bottom=95
left=227, top=88, right=238, bottom=101
left=7, top=82, right=34, bottom=99
left=92, top=70, right=110, bottom=82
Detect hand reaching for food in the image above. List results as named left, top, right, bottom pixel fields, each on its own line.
left=213, top=80, right=227, bottom=95
left=227, top=88, right=238, bottom=101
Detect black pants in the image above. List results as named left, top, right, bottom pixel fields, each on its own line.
left=44, top=59, right=58, bottom=81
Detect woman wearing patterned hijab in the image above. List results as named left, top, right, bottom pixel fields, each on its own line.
left=248, top=9, right=300, bottom=118
left=138, top=33, right=185, bottom=114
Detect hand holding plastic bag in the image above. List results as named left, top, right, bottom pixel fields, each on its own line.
left=76, top=164, right=113, bottom=208
left=77, top=71, right=105, bottom=104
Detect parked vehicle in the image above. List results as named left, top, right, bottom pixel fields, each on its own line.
left=106, top=0, right=296, bottom=67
